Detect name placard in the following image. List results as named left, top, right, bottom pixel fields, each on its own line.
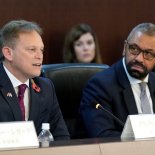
left=121, top=114, right=155, bottom=140
left=0, top=121, right=39, bottom=150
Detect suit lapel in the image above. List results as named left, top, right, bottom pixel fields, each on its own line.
left=148, top=73, right=155, bottom=113
left=28, top=79, right=40, bottom=121
left=115, top=60, right=138, bottom=114
left=123, top=88, right=138, bottom=114
left=0, top=64, right=22, bottom=120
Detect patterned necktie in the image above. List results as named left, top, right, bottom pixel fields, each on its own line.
left=139, top=82, right=151, bottom=114
left=18, top=84, right=27, bottom=120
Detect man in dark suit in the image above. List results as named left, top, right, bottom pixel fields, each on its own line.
left=0, top=20, right=70, bottom=140
left=80, top=23, right=155, bottom=138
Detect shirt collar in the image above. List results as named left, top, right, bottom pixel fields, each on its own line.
left=3, top=64, right=29, bottom=88
left=122, top=57, right=149, bottom=85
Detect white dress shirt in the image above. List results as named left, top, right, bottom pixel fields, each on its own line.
left=3, top=65, right=30, bottom=120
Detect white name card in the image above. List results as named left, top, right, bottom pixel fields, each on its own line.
left=0, top=121, right=39, bottom=150
left=121, top=114, right=155, bottom=141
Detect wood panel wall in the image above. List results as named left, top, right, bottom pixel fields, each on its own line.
left=0, top=0, right=155, bottom=65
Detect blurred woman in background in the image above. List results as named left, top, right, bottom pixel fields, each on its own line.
left=63, top=23, right=102, bottom=63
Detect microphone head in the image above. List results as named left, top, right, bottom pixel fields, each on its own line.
left=96, top=104, right=100, bottom=109
left=92, top=101, right=100, bottom=109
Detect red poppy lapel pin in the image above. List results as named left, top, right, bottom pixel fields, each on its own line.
left=31, top=79, right=41, bottom=93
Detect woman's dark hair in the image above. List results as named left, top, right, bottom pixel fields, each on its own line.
left=63, top=23, right=102, bottom=63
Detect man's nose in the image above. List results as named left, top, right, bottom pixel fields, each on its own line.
left=135, top=52, right=144, bottom=62
left=35, top=50, right=43, bottom=59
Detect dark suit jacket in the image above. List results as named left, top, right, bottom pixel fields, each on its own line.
left=80, top=59, right=155, bottom=138
left=0, top=63, right=70, bottom=140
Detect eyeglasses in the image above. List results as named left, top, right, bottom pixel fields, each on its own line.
left=125, top=41, right=155, bottom=61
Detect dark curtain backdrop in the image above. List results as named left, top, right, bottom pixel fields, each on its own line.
left=0, top=0, right=155, bottom=65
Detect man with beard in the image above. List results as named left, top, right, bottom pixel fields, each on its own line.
left=80, top=23, right=155, bottom=138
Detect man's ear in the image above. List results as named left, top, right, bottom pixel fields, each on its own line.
left=122, top=43, right=127, bottom=56
left=2, top=47, right=13, bottom=61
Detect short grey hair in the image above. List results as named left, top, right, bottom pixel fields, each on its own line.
left=127, top=23, right=155, bottom=42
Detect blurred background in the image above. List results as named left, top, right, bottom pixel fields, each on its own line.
left=0, top=0, right=155, bottom=65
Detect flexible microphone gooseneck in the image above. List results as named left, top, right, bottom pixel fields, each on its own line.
left=92, top=101, right=124, bottom=127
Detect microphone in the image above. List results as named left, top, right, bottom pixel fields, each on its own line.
left=92, top=101, right=124, bottom=127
